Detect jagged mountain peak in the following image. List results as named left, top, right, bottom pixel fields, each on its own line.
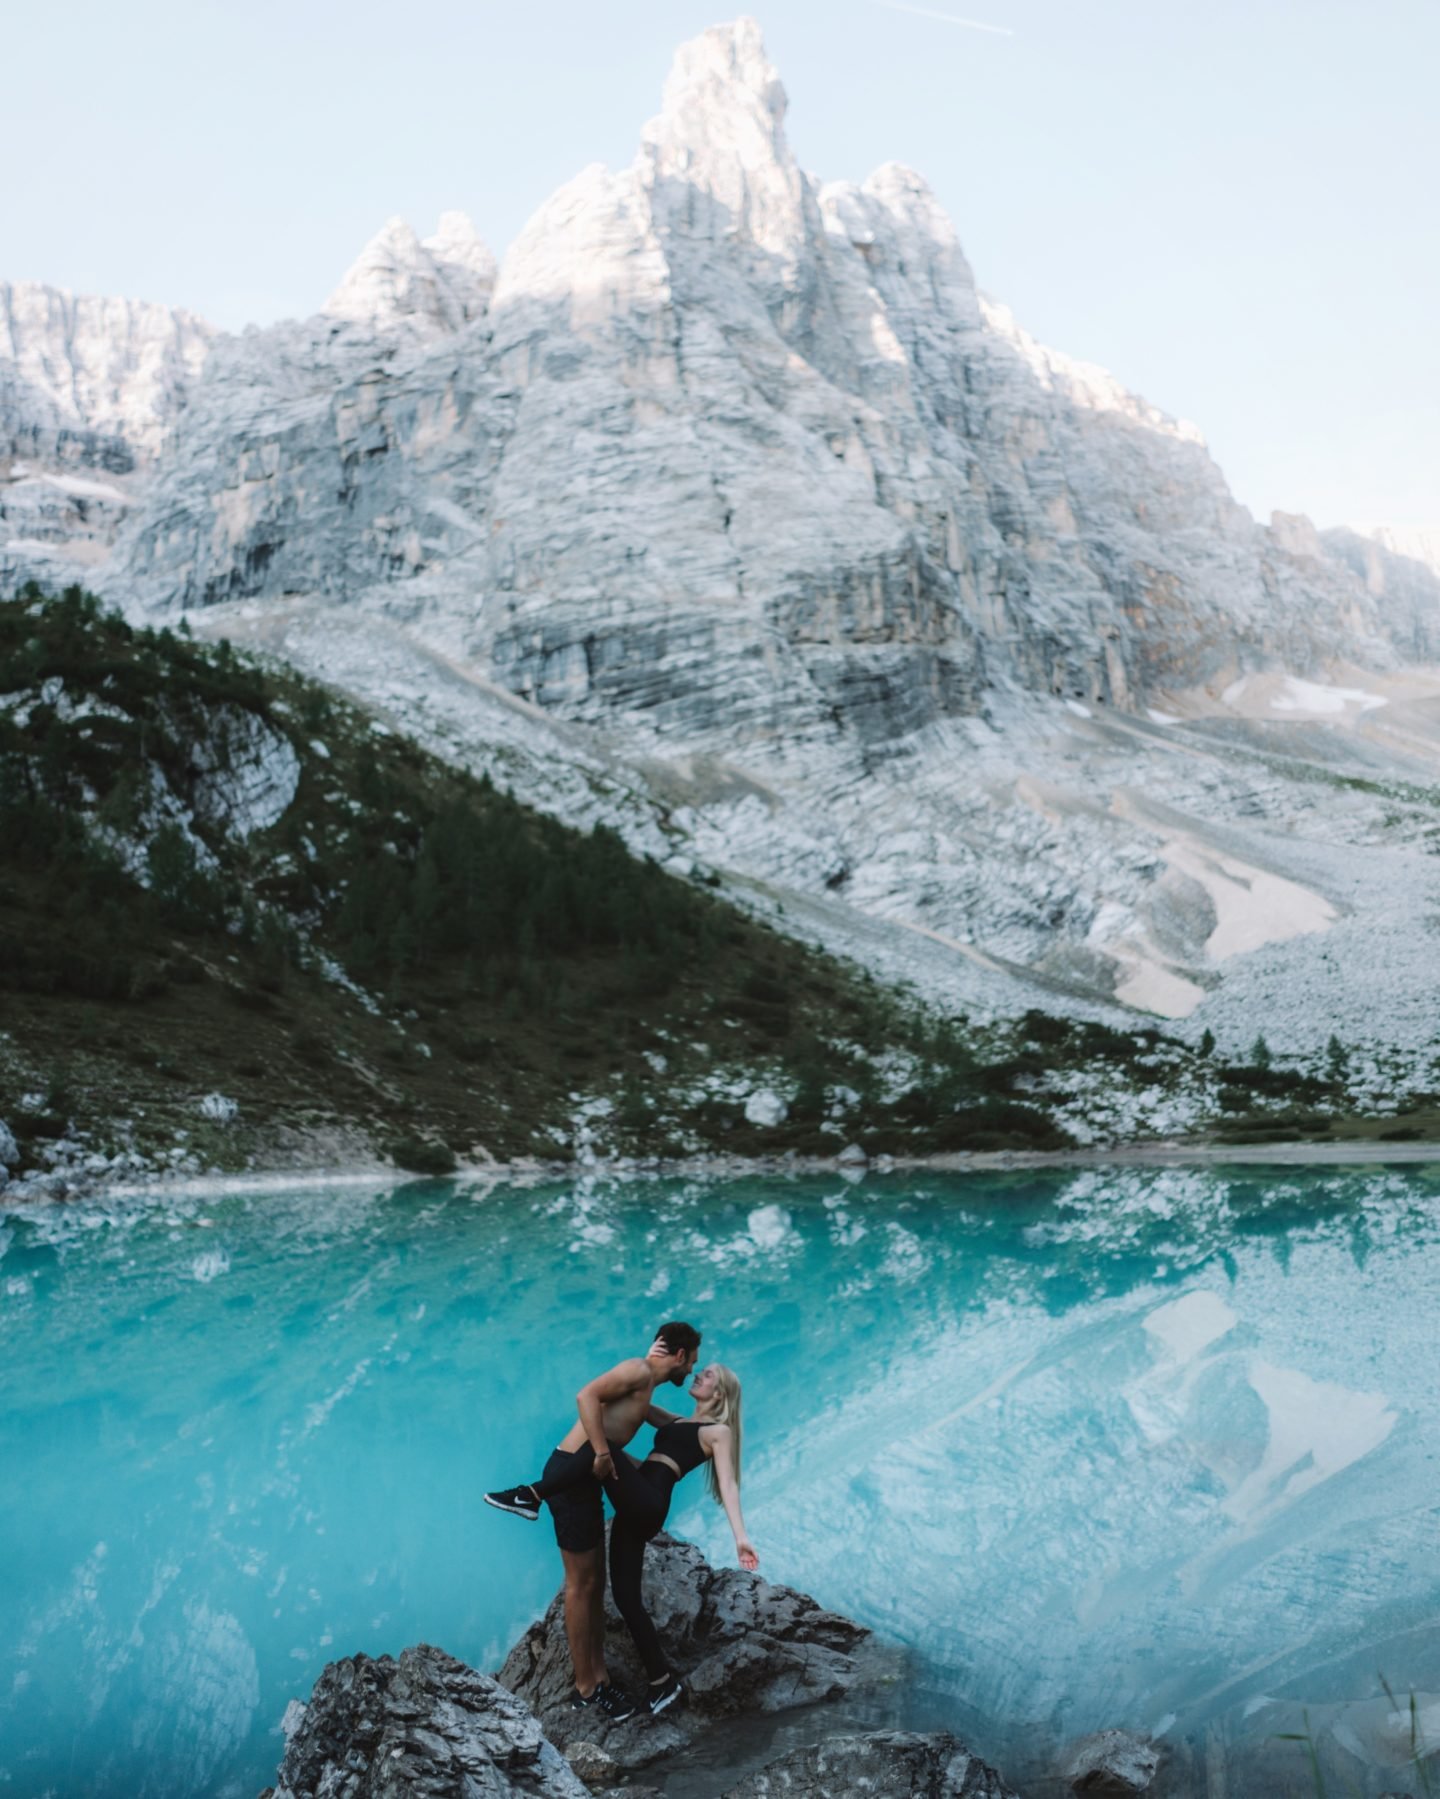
left=637, top=16, right=808, bottom=262
left=657, top=16, right=784, bottom=122
left=324, top=212, right=496, bottom=332
left=422, top=211, right=497, bottom=322
left=324, top=216, right=442, bottom=326
left=423, top=210, right=493, bottom=271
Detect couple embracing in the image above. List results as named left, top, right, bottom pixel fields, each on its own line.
left=485, top=1322, right=756, bottom=1722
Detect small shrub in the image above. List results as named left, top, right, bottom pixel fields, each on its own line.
left=389, top=1133, right=456, bottom=1175
left=741, top=970, right=788, bottom=1006
left=1021, top=1008, right=1069, bottom=1046
left=43, top=1064, right=74, bottom=1115
left=291, top=1028, right=330, bottom=1067
left=929, top=1101, right=1074, bottom=1152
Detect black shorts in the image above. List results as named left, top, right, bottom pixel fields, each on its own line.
left=543, top=1446, right=603, bottom=1554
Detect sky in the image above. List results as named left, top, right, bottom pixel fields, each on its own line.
left=5, top=0, right=1435, bottom=536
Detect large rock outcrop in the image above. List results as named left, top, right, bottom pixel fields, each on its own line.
left=261, top=1547, right=1020, bottom=1799
left=719, top=1730, right=1021, bottom=1797
left=1, top=280, right=213, bottom=589
left=497, top=1530, right=893, bottom=1773
left=264, top=1643, right=588, bottom=1799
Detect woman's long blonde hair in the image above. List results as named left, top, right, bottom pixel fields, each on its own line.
left=701, top=1364, right=743, bottom=1505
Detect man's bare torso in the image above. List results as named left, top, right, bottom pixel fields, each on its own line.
left=557, top=1356, right=657, bottom=1453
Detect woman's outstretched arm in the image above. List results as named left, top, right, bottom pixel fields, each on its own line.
left=643, top=1402, right=683, bottom=1427
left=706, top=1425, right=758, bottom=1570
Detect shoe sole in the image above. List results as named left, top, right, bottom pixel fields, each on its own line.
left=483, top=1495, right=539, bottom=1520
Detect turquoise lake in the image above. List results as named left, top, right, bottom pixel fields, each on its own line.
left=3, top=1165, right=1440, bottom=1797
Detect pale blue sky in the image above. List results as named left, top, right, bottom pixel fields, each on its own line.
left=6, top=0, right=1435, bottom=535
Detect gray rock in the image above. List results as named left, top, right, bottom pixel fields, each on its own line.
left=0, top=279, right=213, bottom=592
left=719, top=1729, right=1021, bottom=1797
left=0, top=1117, right=17, bottom=1171
left=562, top=1739, right=617, bottom=1788
left=269, top=1642, right=588, bottom=1798
left=498, top=1531, right=890, bottom=1773
left=1062, top=1727, right=1161, bottom=1794
left=744, top=1089, right=789, bottom=1128
left=836, top=1143, right=867, bottom=1167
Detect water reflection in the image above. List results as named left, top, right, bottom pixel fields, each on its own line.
left=1, top=1165, right=1438, bottom=1796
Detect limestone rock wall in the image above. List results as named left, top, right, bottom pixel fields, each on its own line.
left=105, top=20, right=1440, bottom=757
left=1, top=280, right=213, bottom=589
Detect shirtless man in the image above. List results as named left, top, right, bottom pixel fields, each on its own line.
left=485, top=1321, right=701, bottom=1719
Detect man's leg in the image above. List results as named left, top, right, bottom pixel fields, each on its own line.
left=588, top=1554, right=608, bottom=1689
left=561, top=1546, right=605, bottom=1695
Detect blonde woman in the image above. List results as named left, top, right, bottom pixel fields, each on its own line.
left=491, top=1362, right=757, bottom=1715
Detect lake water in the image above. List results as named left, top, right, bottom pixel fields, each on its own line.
left=3, top=1164, right=1439, bottom=1798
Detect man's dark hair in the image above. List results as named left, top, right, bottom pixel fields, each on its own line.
left=654, top=1320, right=701, bottom=1359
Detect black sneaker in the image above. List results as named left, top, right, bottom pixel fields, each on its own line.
left=570, top=1684, right=600, bottom=1711
left=594, top=1681, right=640, bottom=1722
left=646, top=1673, right=685, bottom=1716
left=484, top=1485, right=539, bottom=1521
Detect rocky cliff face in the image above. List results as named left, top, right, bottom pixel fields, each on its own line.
left=0, top=280, right=214, bottom=589
left=10, top=18, right=1440, bottom=1047
left=106, top=19, right=1439, bottom=721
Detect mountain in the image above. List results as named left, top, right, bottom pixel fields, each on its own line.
left=0, top=280, right=214, bottom=588
left=8, top=18, right=1440, bottom=1068
left=323, top=212, right=496, bottom=333
left=1339, top=525, right=1440, bottom=579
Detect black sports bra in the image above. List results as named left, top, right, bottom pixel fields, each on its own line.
left=650, top=1418, right=709, bottom=1477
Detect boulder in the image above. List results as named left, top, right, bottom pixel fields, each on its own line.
left=0, top=1117, right=17, bottom=1171
left=562, top=1739, right=618, bottom=1788
left=744, top=1090, right=788, bottom=1128
left=1062, top=1728, right=1162, bottom=1794
left=268, top=1642, right=587, bottom=1798
left=498, top=1530, right=892, bottom=1772
left=719, top=1729, right=1021, bottom=1797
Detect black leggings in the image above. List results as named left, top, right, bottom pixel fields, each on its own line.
left=530, top=1441, right=677, bottom=1679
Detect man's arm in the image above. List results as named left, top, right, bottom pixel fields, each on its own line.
left=576, top=1358, right=650, bottom=1474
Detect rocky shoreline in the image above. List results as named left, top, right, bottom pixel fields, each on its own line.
left=7, top=1129, right=1440, bottom=1213
left=258, top=1535, right=1053, bottom=1799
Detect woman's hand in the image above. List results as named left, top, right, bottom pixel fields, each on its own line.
left=592, top=1451, right=614, bottom=1481
left=736, top=1538, right=759, bottom=1571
